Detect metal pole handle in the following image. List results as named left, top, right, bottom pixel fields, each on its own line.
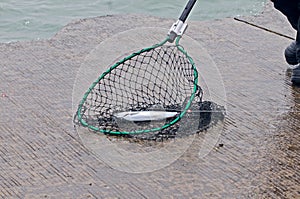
left=168, top=0, right=197, bottom=42
left=179, top=0, right=197, bottom=23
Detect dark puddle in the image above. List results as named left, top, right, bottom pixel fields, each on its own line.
left=122, top=101, right=225, bottom=141
left=74, top=101, right=226, bottom=143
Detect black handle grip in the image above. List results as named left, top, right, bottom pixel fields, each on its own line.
left=179, top=0, right=197, bottom=23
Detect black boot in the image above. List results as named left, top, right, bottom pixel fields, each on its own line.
left=292, top=41, right=300, bottom=84
left=285, top=41, right=298, bottom=65
left=291, top=65, right=300, bottom=84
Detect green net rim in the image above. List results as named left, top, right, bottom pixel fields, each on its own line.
left=76, top=36, right=199, bottom=135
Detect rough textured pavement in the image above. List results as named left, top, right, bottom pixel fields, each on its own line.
left=0, top=3, right=299, bottom=199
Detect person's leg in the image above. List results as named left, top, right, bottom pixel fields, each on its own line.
left=273, top=1, right=300, bottom=65
left=273, top=0, right=299, bottom=30
left=292, top=11, right=300, bottom=84
left=273, top=0, right=300, bottom=84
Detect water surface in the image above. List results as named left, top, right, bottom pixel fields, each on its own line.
left=0, top=0, right=266, bottom=42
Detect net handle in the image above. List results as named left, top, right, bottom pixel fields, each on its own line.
left=167, top=0, right=197, bottom=43
left=179, top=0, right=197, bottom=23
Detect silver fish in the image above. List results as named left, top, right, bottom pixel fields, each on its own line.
left=113, top=111, right=178, bottom=122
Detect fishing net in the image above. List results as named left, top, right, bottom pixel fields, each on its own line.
left=76, top=37, right=202, bottom=135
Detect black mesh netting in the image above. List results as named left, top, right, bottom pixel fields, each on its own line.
left=77, top=45, right=203, bottom=134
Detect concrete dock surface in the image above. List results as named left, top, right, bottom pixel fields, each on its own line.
left=0, top=3, right=299, bottom=199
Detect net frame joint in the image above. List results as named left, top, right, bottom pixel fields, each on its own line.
left=168, top=20, right=188, bottom=43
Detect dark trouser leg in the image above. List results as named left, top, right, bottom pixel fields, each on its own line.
left=273, top=0, right=299, bottom=30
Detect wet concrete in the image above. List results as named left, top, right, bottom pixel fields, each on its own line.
left=0, top=2, right=300, bottom=199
